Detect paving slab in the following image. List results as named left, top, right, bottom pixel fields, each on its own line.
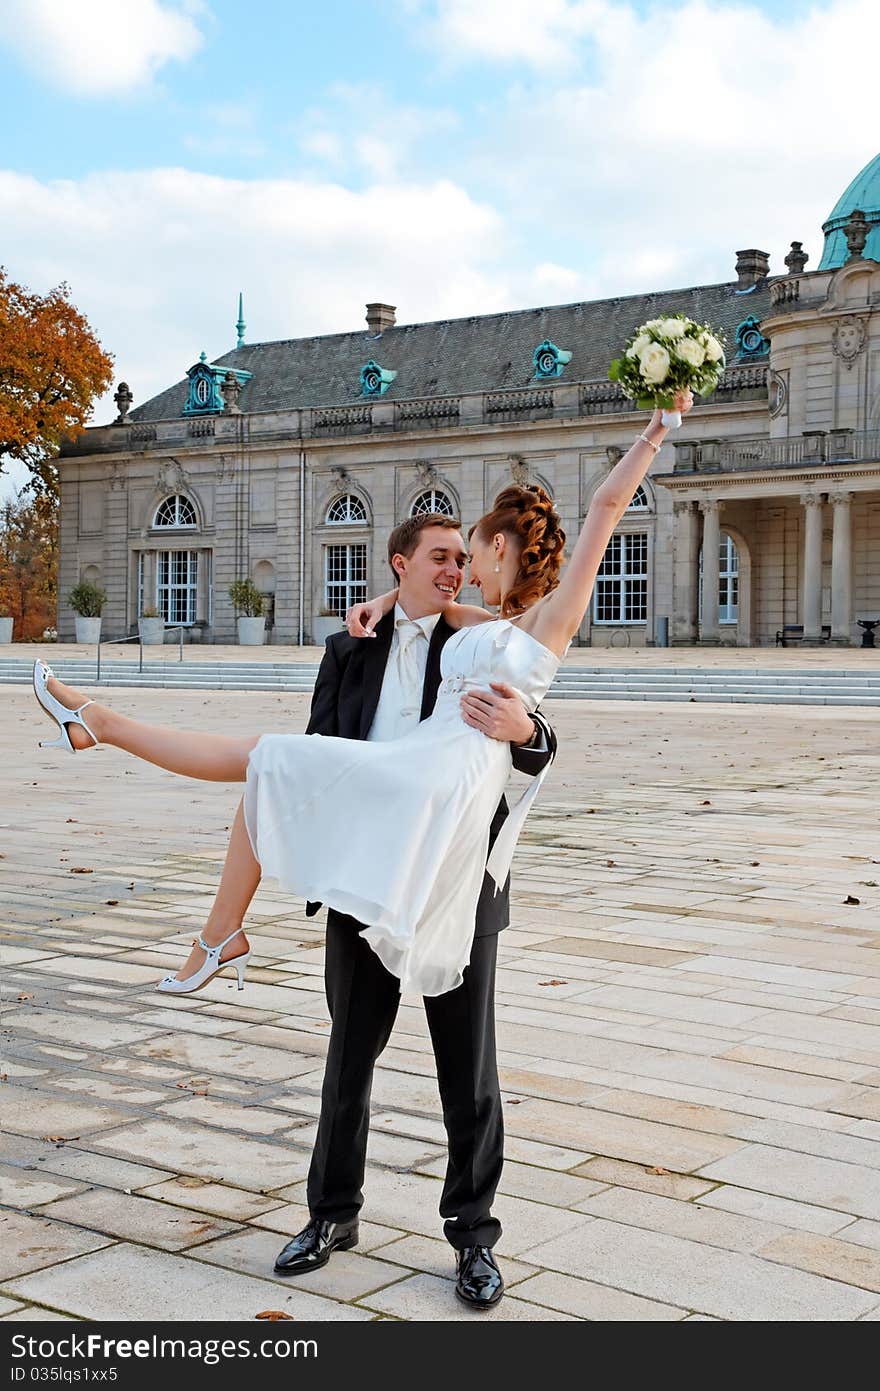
left=0, top=1210, right=112, bottom=1280
left=2, top=1243, right=375, bottom=1321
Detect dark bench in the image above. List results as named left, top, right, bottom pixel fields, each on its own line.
left=775, top=624, right=831, bottom=647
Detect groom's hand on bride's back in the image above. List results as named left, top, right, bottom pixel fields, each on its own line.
left=459, top=682, right=536, bottom=745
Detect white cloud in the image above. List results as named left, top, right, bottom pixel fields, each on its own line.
left=0, top=167, right=508, bottom=456
left=407, top=0, right=618, bottom=70
left=296, top=83, right=459, bottom=182
left=0, top=0, right=206, bottom=96
left=440, top=0, right=880, bottom=293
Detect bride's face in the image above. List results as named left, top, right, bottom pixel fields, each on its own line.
left=468, top=528, right=503, bottom=606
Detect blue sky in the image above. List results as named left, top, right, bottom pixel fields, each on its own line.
left=1, top=0, right=876, bottom=498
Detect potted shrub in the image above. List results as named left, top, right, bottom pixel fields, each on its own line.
left=138, top=606, right=165, bottom=646
left=68, top=580, right=106, bottom=644
left=312, top=604, right=344, bottom=645
left=228, top=578, right=266, bottom=645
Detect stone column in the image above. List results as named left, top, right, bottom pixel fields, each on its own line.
left=699, top=499, right=722, bottom=644
left=830, top=489, right=853, bottom=644
left=800, top=492, right=824, bottom=641
left=672, top=500, right=699, bottom=644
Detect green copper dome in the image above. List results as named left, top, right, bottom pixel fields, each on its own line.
left=818, top=152, right=880, bottom=269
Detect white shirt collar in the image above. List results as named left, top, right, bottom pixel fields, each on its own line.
left=393, top=602, right=441, bottom=640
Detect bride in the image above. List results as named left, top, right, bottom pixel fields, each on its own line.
left=32, top=392, right=692, bottom=997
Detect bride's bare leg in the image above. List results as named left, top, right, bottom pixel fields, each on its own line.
left=173, top=798, right=260, bottom=981
left=45, top=675, right=258, bottom=780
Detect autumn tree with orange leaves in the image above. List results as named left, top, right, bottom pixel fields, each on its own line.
left=0, top=489, right=58, bottom=641
left=0, top=267, right=114, bottom=499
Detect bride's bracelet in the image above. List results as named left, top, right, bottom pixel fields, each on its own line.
left=637, top=432, right=661, bottom=454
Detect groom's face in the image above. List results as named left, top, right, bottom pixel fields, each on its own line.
left=395, top=525, right=467, bottom=617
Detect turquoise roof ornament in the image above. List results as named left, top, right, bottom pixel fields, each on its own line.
left=734, top=316, right=769, bottom=361
left=818, top=152, right=880, bottom=269
left=183, top=356, right=252, bottom=416
left=532, top=340, right=572, bottom=379
left=360, top=359, right=397, bottom=397
left=236, top=293, right=246, bottom=349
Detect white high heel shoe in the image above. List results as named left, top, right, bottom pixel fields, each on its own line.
left=33, top=660, right=99, bottom=753
left=157, top=928, right=251, bottom=995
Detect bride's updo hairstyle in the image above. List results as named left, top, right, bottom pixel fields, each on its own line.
left=471, top=484, right=566, bottom=617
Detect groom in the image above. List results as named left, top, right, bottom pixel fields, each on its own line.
left=273, top=512, right=557, bottom=1308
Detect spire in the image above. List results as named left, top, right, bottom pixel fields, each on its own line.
left=236, top=292, right=246, bottom=349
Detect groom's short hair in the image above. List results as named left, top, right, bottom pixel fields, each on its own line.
left=387, top=513, right=462, bottom=583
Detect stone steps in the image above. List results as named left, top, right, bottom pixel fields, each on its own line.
left=5, top=658, right=880, bottom=704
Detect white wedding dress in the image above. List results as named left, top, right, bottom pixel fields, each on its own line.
left=243, top=618, right=563, bottom=996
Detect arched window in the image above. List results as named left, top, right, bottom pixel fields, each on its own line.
left=627, top=485, right=649, bottom=511
left=410, top=488, right=455, bottom=519
left=326, top=494, right=368, bottom=525
left=153, top=495, right=197, bottom=529
left=698, top=533, right=739, bottom=624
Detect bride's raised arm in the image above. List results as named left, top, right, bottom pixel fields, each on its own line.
left=345, top=588, right=492, bottom=638
left=526, top=390, right=693, bottom=656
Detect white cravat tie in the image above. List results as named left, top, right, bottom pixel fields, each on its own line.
left=394, top=618, right=425, bottom=716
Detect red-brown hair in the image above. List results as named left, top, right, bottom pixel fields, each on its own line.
left=471, top=484, right=565, bottom=617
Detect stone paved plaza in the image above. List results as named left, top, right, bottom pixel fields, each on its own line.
left=3, top=676, right=880, bottom=1322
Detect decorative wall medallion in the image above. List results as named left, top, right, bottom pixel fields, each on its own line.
left=508, top=454, right=529, bottom=485
left=831, top=316, right=867, bottom=369
left=330, top=466, right=350, bottom=490
left=768, top=369, right=789, bottom=419
left=605, top=445, right=624, bottom=466
left=415, top=461, right=438, bottom=487
left=156, top=458, right=190, bottom=494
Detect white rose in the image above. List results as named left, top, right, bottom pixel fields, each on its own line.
left=644, top=318, right=664, bottom=331
left=703, top=334, right=724, bottom=362
left=657, top=317, right=686, bottom=338
left=638, top=342, right=671, bottom=385
left=626, top=332, right=652, bottom=359
left=675, top=337, right=706, bottom=367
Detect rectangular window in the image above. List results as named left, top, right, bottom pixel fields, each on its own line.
left=324, top=543, right=367, bottom=617
left=157, top=550, right=197, bottom=625
left=592, top=532, right=648, bottom=625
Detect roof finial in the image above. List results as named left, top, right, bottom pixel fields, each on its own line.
left=236, top=292, right=246, bottom=349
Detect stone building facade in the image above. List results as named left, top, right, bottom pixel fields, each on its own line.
left=58, top=154, right=880, bottom=648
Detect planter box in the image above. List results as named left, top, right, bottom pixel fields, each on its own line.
left=237, top=615, right=266, bottom=646
left=0, top=617, right=13, bottom=644
left=312, top=615, right=343, bottom=645
left=138, top=617, right=165, bottom=646
left=74, top=616, right=102, bottom=644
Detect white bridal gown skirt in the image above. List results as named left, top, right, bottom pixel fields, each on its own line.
left=243, top=620, right=562, bottom=997
left=243, top=700, right=511, bottom=997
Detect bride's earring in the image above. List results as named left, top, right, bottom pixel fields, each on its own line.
left=494, top=563, right=501, bottom=573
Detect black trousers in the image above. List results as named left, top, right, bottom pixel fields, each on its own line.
left=306, top=914, right=503, bottom=1250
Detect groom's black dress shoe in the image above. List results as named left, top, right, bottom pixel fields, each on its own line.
left=274, top=1218, right=359, bottom=1275
left=454, top=1245, right=504, bottom=1308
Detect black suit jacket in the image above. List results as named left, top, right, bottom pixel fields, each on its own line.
left=304, top=610, right=557, bottom=937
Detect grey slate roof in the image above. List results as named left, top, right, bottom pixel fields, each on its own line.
left=130, top=279, right=774, bottom=422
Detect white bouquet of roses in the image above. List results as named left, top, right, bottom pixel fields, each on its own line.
left=609, top=314, right=726, bottom=427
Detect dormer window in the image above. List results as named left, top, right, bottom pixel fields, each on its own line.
left=360, top=359, right=397, bottom=397
left=153, top=495, right=197, bottom=528
left=532, top=340, right=573, bottom=380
